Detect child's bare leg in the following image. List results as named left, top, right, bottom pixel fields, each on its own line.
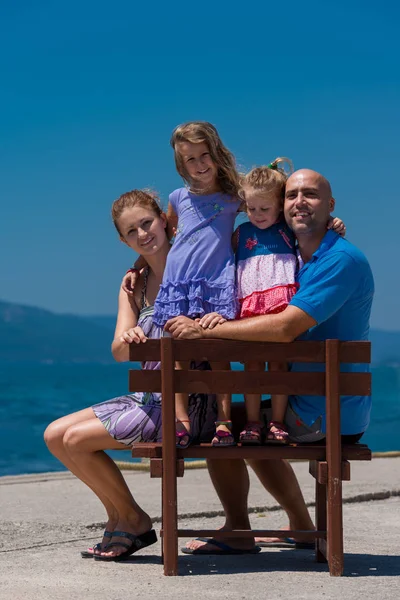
left=267, top=361, right=289, bottom=443
left=240, top=361, right=264, bottom=444
left=175, top=360, right=191, bottom=447
left=211, top=361, right=234, bottom=446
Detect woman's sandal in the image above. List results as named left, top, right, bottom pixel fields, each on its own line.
left=212, top=420, right=236, bottom=447
left=266, top=420, right=289, bottom=444
left=176, top=419, right=192, bottom=449
left=239, top=421, right=262, bottom=446
left=81, top=530, right=112, bottom=558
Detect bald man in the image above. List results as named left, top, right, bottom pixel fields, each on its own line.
left=166, top=169, right=374, bottom=554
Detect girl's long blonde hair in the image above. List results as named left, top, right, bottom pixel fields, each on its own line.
left=170, top=121, right=240, bottom=197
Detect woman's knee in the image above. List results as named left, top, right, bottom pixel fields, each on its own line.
left=44, top=419, right=68, bottom=451
left=63, top=424, right=88, bottom=454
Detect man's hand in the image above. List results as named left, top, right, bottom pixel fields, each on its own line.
left=121, top=269, right=140, bottom=296
left=164, top=316, right=205, bottom=339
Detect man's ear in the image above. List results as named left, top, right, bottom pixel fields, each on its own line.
left=329, top=196, right=336, bottom=213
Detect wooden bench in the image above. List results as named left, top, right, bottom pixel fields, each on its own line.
left=129, top=337, right=372, bottom=576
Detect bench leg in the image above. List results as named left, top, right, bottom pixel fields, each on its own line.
left=327, top=474, right=344, bottom=576
left=315, top=477, right=327, bottom=563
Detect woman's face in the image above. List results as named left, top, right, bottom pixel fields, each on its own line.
left=117, top=205, right=167, bottom=255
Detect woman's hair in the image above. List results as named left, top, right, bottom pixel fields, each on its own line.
left=239, top=157, right=294, bottom=207
left=111, top=189, right=163, bottom=236
left=170, top=121, right=240, bottom=197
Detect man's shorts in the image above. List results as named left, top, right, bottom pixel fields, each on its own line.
left=259, top=399, right=364, bottom=444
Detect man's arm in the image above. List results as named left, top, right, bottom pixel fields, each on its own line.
left=165, top=305, right=316, bottom=341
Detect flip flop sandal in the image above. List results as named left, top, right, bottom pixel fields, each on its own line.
left=256, top=536, right=314, bottom=549
left=176, top=419, right=192, bottom=449
left=181, top=537, right=261, bottom=555
left=239, top=421, right=262, bottom=446
left=81, top=530, right=112, bottom=558
left=266, top=420, right=289, bottom=445
left=212, top=420, right=236, bottom=447
left=94, top=529, right=157, bottom=562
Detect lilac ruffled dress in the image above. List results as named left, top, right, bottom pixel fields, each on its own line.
left=153, top=188, right=240, bottom=326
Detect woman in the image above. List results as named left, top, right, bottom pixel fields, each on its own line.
left=44, top=189, right=217, bottom=561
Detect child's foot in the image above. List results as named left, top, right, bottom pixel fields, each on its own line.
left=176, top=419, right=192, bottom=449
left=266, top=420, right=289, bottom=444
left=212, top=420, right=236, bottom=447
left=239, top=421, right=262, bottom=445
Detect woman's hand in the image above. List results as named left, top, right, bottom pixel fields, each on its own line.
left=121, top=269, right=140, bottom=296
left=197, top=312, right=227, bottom=329
left=119, top=326, right=147, bottom=344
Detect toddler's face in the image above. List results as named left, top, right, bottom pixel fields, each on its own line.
left=243, top=187, right=282, bottom=229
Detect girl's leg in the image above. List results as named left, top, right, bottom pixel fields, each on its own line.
left=239, top=361, right=264, bottom=444
left=44, top=408, right=119, bottom=549
left=62, top=417, right=153, bottom=558
left=267, top=361, right=289, bottom=443
left=210, top=361, right=235, bottom=446
left=175, top=360, right=191, bottom=447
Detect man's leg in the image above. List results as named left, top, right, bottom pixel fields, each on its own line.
left=247, top=458, right=315, bottom=543
left=184, top=458, right=256, bottom=551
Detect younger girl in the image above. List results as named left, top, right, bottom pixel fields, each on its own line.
left=231, top=160, right=345, bottom=444
left=154, top=121, right=241, bottom=447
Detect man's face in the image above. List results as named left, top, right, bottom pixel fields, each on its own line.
left=284, top=170, right=335, bottom=236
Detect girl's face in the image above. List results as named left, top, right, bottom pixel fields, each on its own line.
left=243, top=187, right=282, bottom=229
left=117, top=205, right=167, bottom=255
left=176, top=141, right=218, bottom=192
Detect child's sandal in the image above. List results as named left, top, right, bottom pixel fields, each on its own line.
left=212, top=420, right=236, bottom=447
left=266, top=420, right=289, bottom=444
left=176, top=419, right=192, bottom=449
left=239, top=421, right=262, bottom=446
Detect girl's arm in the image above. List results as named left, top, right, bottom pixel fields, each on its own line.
left=328, top=216, right=346, bottom=237
left=111, top=285, right=145, bottom=362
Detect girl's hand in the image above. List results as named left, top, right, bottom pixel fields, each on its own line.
left=197, top=312, right=227, bottom=329
left=122, top=269, right=140, bottom=296
left=328, top=216, right=346, bottom=237
left=120, top=326, right=147, bottom=344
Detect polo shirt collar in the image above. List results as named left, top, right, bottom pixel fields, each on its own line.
left=297, top=230, right=339, bottom=272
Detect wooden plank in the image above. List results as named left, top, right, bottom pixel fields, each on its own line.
left=171, top=339, right=371, bottom=363
left=160, top=336, right=178, bottom=576
left=315, top=471, right=328, bottom=563
left=150, top=459, right=184, bottom=478
left=172, top=371, right=371, bottom=396
left=309, top=460, right=351, bottom=484
left=131, top=442, right=372, bottom=461
left=128, top=370, right=161, bottom=392
left=325, top=340, right=344, bottom=577
left=127, top=339, right=371, bottom=364
left=129, top=339, right=161, bottom=361
left=175, top=529, right=326, bottom=539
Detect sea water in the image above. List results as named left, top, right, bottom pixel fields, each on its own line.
left=0, top=363, right=399, bottom=476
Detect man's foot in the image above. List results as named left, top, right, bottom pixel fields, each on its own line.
left=212, top=420, right=236, bottom=446
left=255, top=524, right=315, bottom=547
left=184, top=526, right=256, bottom=554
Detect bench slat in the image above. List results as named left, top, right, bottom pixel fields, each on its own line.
left=131, top=442, right=372, bottom=461
left=128, top=339, right=371, bottom=363
left=128, top=370, right=371, bottom=396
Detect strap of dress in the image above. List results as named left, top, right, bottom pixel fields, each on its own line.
left=140, top=267, right=150, bottom=310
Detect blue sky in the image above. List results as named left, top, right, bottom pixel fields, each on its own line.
left=0, top=0, right=399, bottom=330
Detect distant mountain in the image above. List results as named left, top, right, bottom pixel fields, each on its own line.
left=0, top=301, right=114, bottom=363
left=0, top=300, right=399, bottom=364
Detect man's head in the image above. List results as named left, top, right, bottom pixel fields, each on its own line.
left=284, top=169, right=335, bottom=238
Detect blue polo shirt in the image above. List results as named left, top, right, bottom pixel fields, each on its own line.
left=289, top=231, right=374, bottom=435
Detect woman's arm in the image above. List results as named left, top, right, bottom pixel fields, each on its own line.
left=166, top=201, right=178, bottom=240
left=111, top=285, right=141, bottom=362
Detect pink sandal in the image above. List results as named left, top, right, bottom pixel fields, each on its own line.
left=239, top=421, right=262, bottom=446
left=176, top=419, right=192, bottom=449
left=212, top=420, right=236, bottom=447
left=266, top=420, right=289, bottom=444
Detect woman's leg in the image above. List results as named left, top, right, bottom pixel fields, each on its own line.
left=44, top=408, right=119, bottom=547
left=61, top=417, right=152, bottom=557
